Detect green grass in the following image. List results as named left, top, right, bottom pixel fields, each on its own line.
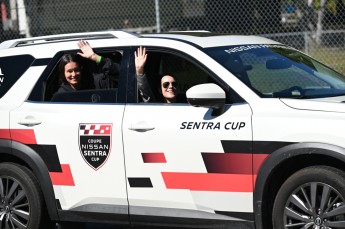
left=308, top=47, right=345, bottom=75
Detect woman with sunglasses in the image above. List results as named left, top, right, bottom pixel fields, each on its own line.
left=160, top=75, right=178, bottom=103
left=135, top=46, right=178, bottom=103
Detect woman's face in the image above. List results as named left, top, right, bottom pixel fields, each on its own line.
left=161, top=75, right=177, bottom=103
left=64, top=61, right=81, bottom=89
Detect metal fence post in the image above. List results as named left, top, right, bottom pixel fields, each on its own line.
left=155, top=0, right=160, bottom=33
left=304, top=31, right=309, bottom=53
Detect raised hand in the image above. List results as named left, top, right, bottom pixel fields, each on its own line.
left=77, top=40, right=97, bottom=61
left=135, top=46, right=147, bottom=75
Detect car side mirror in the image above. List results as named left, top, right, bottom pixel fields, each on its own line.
left=186, top=83, right=226, bottom=116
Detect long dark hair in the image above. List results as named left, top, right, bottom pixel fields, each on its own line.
left=58, top=54, right=83, bottom=84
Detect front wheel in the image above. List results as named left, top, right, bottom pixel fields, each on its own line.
left=0, top=163, right=45, bottom=229
left=273, top=166, right=345, bottom=229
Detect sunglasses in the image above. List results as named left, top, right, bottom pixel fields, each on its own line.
left=162, top=81, right=178, bottom=89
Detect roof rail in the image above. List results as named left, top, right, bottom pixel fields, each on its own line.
left=167, top=30, right=211, bottom=33
left=0, top=30, right=140, bottom=50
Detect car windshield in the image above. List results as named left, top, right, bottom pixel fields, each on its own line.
left=205, top=44, right=345, bottom=98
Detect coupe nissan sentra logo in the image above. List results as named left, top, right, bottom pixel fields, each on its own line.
left=79, top=123, right=112, bottom=170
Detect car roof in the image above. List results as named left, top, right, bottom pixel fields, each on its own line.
left=0, top=30, right=281, bottom=48
left=142, top=32, right=281, bottom=48
left=0, top=31, right=140, bottom=50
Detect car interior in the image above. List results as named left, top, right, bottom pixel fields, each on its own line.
left=45, top=50, right=122, bottom=103
left=140, top=51, right=214, bottom=103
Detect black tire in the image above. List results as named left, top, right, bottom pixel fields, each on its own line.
left=273, top=166, right=345, bottom=229
left=0, top=163, right=45, bottom=229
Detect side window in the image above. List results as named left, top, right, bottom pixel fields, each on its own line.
left=0, top=55, right=35, bottom=99
left=140, top=51, right=216, bottom=103
left=30, top=50, right=123, bottom=103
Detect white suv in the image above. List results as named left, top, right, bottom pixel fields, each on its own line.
left=1, top=31, right=345, bottom=229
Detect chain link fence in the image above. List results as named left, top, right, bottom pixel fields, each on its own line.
left=1, top=0, right=345, bottom=74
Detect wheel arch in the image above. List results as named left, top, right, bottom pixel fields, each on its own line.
left=0, top=139, right=59, bottom=221
left=253, top=142, right=345, bottom=229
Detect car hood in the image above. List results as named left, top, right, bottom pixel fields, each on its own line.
left=280, top=96, right=345, bottom=113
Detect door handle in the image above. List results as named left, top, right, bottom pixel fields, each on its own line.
left=18, top=116, right=42, bottom=127
left=129, top=121, right=155, bottom=132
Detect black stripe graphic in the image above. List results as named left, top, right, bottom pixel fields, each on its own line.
left=28, top=144, right=62, bottom=172
left=215, top=211, right=254, bottom=221
left=253, top=141, right=294, bottom=154
left=221, top=140, right=252, bottom=153
left=128, top=178, right=153, bottom=188
left=221, top=140, right=295, bottom=155
left=32, top=58, right=51, bottom=66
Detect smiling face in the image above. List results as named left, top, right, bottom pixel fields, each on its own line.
left=161, top=75, right=177, bottom=103
left=64, top=62, right=81, bottom=90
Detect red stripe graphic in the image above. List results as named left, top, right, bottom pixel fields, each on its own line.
left=202, top=153, right=252, bottom=174
left=10, top=129, right=37, bottom=144
left=80, top=124, right=111, bottom=135
left=0, top=129, right=74, bottom=186
left=253, top=154, right=269, bottom=175
left=50, top=164, right=75, bottom=186
left=0, top=129, right=10, bottom=140
left=142, top=153, right=166, bottom=163
left=162, top=172, right=253, bottom=192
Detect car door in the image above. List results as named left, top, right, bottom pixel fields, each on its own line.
left=123, top=49, right=254, bottom=223
left=0, top=55, right=36, bottom=143
left=9, top=49, right=129, bottom=218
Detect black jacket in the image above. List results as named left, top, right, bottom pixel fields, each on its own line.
left=55, top=57, right=120, bottom=95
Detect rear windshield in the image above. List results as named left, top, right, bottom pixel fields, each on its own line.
left=205, top=44, right=345, bottom=99
left=0, top=55, right=35, bottom=98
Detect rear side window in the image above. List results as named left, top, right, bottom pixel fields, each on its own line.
left=0, top=55, right=34, bottom=98
left=47, top=51, right=121, bottom=101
